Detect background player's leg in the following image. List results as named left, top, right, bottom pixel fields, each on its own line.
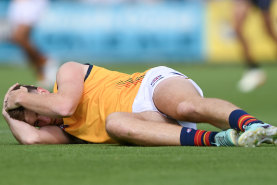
left=11, top=24, right=46, bottom=80
left=233, top=0, right=267, bottom=92
left=261, top=11, right=277, bottom=48
left=233, top=0, right=255, bottom=66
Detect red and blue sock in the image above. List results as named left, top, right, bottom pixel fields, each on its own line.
left=180, top=127, right=218, bottom=146
left=229, top=109, right=263, bottom=131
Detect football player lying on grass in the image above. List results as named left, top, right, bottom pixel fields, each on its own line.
left=3, top=62, right=277, bottom=147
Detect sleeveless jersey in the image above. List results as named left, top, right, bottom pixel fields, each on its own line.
left=54, top=65, right=147, bottom=143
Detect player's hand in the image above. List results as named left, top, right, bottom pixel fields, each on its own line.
left=2, top=83, right=18, bottom=117
left=4, top=83, right=27, bottom=111
left=2, top=102, right=11, bottom=123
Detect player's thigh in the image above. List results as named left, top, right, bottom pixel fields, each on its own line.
left=107, top=111, right=176, bottom=126
left=106, top=111, right=177, bottom=138
left=153, top=77, right=202, bottom=119
left=12, top=25, right=32, bottom=41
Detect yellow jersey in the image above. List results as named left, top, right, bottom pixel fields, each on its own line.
left=54, top=65, right=147, bottom=143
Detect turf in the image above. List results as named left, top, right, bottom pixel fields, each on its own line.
left=0, top=63, right=277, bottom=185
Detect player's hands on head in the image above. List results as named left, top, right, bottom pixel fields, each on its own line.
left=3, top=83, right=27, bottom=111
left=3, top=83, right=18, bottom=117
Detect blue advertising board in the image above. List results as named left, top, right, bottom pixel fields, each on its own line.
left=0, top=1, right=205, bottom=63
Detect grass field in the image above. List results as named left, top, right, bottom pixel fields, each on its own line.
left=0, top=63, right=277, bottom=185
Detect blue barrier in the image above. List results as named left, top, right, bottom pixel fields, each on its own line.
left=0, top=1, right=205, bottom=63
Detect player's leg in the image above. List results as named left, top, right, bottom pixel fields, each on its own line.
left=153, top=76, right=277, bottom=147
left=106, top=111, right=181, bottom=146
left=8, top=0, right=57, bottom=88
left=234, top=0, right=267, bottom=92
left=261, top=10, right=277, bottom=45
left=153, top=77, right=238, bottom=130
left=11, top=24, right=46, bottom=79
left=105, top=111, right=238, bottom=146
left=233, top=0, right=255, bottom=66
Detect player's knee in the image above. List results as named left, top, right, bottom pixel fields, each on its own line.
left=176, top=101, right=198, bottom=120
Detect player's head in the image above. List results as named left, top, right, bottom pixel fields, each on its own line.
left=7, top=84, right=56, bottom=127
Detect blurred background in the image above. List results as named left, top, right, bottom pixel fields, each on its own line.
left=0, top=0, right=276, bottom=65
left=0, top=0, right=277, bottom=95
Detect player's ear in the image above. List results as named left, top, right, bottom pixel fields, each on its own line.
left=37, top=87, right=50, bottom=94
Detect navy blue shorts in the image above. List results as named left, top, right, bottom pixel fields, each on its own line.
left=251, top=0, right=272, bottom=11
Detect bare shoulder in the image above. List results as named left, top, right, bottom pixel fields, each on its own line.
left=60, top=61, right=87, bottom=70
left=58, top=61, right=88, bottom=76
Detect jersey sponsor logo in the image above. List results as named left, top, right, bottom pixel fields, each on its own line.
left=150, top=75, right=164, bottom=87
left=116, top=74, right=145, bottom=88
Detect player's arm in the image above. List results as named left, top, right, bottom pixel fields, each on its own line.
left=5, top=61, right=85, bottom=118
left=2, top=107, right=71, bottom=144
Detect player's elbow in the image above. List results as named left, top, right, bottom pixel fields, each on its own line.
left=56, top=108, right=74, bottom=117
left=21, top=139, right=37, bottom=145
left=19, top=135, right=42, bottom=145
left=55, top=102, right=76, bottom=117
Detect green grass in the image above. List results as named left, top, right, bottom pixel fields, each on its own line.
left=1, top=63, right=277, bottom=185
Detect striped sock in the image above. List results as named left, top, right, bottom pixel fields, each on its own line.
left=180, top=127, right=218, bottom=146
left=229, top=109, right=263, bottom=131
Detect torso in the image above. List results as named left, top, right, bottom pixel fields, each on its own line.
left=54, top=64, right=147, bottom=143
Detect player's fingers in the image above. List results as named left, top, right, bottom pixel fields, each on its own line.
left=4, top=83, right=19, bottom=100
left=4, top=99, right=8, bottom=110
left=3, top=83, right=19, bottom=111
left=4, top=83, right=19, bottom=99
left=19, top=86, right=28, bottom=92
left=8, top=83, right=19, bottom=92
